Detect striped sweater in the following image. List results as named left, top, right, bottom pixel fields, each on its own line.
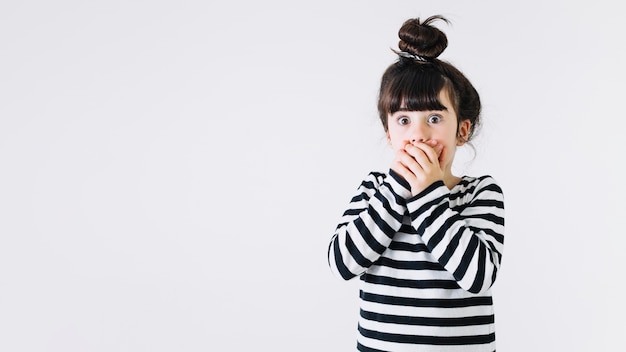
left=328, top=170, right=505, bottom=352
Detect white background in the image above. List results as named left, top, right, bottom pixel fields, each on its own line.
left=1, top=1, right=625, bottom=351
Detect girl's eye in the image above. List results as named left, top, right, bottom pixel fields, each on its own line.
left=398, top=116, right=411, bottom=125
left=428, top=115, right=442, bottom=124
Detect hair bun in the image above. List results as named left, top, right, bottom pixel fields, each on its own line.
left=397, top=15, right=449, bottom=59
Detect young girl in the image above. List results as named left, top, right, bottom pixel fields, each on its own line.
left=327, top=16, right=505, bottom=352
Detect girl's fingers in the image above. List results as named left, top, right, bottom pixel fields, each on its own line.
left=402, top=146, right=431, bottom=172
left=405, top=142, right=440, bottom=165
left=396, top=149, right=423, bottom=175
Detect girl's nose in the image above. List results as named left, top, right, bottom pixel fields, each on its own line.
left=410, top=124, right=429, bottom=143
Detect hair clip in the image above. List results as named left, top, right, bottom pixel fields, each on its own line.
left=391, top=48, right=429, bottom=62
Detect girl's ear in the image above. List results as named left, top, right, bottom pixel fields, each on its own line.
left=456, top=119, right=471, bottom=146
left=386, top=131, right=391, bottom=145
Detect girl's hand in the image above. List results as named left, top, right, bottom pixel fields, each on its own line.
left=391, top=141, right=444, bottom=196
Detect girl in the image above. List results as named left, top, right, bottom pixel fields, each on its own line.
left=327, top=16, right=505, bottom=352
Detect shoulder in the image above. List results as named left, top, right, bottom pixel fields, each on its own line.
left=457, top=175, right=504, bottom=199
left=360, top=171, right=388, bottom=187
left=354, top=171, right=396, bottom=195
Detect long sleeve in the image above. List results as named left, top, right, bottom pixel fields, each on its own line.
left=406, top=176, right=505, bottom=294
left=327, top=171, right=412, bottom=280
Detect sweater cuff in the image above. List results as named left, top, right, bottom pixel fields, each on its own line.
left=387, top=169, right=412, bottom=200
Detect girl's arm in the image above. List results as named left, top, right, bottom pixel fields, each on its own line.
left=407, top=176, right=505, bottom=294
left=328, top=171, right=411, bottom=280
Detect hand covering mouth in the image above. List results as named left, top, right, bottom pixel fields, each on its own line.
left=410, top=140, right=443, bottom=158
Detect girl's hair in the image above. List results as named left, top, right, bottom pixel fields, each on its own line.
left=377, top=15, right=481, bottom=142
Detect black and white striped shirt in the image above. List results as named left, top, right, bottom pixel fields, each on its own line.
left=328, top=170, right=505, bottom=352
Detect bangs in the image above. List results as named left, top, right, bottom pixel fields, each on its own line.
left=379, top=66, right=448, bottom=115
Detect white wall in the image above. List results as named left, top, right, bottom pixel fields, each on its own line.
left=1, top=1, right=624, bottom=351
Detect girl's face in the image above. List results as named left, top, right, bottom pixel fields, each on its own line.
left=386, top=89, right=470, bottom=177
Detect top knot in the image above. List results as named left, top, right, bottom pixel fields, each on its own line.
left=397, top=15, right=449, bottom=60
